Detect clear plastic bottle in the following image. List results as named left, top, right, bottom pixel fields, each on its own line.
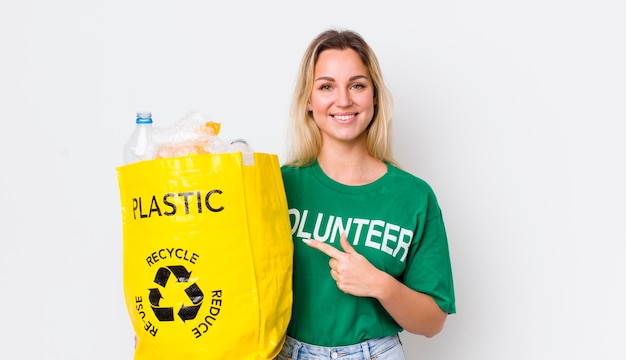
left=123, top=112, right=156, bottom=164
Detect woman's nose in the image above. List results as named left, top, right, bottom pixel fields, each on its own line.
left=335, top=88, right=352, bottom=107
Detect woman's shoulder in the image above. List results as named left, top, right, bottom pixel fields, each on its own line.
left=280, top=163, right=313, bottom=180
left=386, top=163, right=434, bottom=192
left=281, top=163, right=304, bottom=173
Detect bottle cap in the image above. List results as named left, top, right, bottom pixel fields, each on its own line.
left=136, top=112, right=152, bottom=124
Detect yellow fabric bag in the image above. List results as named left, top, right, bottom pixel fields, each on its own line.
left=117, top=152, right=293, bottom=360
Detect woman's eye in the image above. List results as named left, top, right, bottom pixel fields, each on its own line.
left=351, top=83, right=365, bottom=90
left=320, top=84, right=332, bottom=90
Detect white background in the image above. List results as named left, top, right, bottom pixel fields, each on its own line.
left=1, top=0, right=625, bottom=359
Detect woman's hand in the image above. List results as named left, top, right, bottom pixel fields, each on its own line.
left=303, top=232, right=447, bottom=337
left=303, top=232, right=383, bottom=298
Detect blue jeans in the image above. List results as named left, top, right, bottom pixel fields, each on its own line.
left=275, top=335, right=405, bottom=360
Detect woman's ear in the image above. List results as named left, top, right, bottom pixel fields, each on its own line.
left=307, top=100, right=312, bottom=111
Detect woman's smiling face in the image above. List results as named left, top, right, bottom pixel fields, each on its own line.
left=308, top=48, right=377, bottom=146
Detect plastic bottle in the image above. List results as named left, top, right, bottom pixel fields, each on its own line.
left=123, top=112, right=156, bottom=164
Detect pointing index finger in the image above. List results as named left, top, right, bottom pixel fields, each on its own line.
left=302, top=238, right=344, bottom=258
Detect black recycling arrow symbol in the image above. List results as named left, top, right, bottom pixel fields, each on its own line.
left=148, top=288, right=163, bottom=306
left=152, top=306, right=174, bottom=321
left=148, top=265, right=204, bottom=322
left=185, top=283, right=204, bottom=304
left=167, top=265, right=192, bottom=282
left=153, top=266, right=191, bottom=287
left=154, top=267, right=171, bottom=287
left=178, top=304, right=202, bottom=322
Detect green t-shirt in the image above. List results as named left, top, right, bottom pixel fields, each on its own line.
left=281, top=161, right=455, bottom=347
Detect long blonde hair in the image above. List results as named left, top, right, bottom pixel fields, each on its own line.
left=285, top=29, right=398, bottom=167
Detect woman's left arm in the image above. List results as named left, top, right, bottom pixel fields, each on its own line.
left=303, top=234, right=448, bottom=338
left=373, top=269, right=447, bottom=337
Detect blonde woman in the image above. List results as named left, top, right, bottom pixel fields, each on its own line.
left=277, top=29, right=456, bottom=359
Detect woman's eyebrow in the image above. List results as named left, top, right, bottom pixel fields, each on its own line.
left=314, top=75, right=369, bottom=82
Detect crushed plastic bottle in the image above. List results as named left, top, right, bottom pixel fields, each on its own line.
left=152, top=111, right=226, bottom=159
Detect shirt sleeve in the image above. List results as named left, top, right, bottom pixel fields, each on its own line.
left=402, top=192, right=456, bottom=314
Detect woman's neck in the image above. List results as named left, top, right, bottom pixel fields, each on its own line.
left=317, top=146, right=387, bottom=185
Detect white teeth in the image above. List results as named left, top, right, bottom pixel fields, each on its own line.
left=335, top=115, right=353, bottom=121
